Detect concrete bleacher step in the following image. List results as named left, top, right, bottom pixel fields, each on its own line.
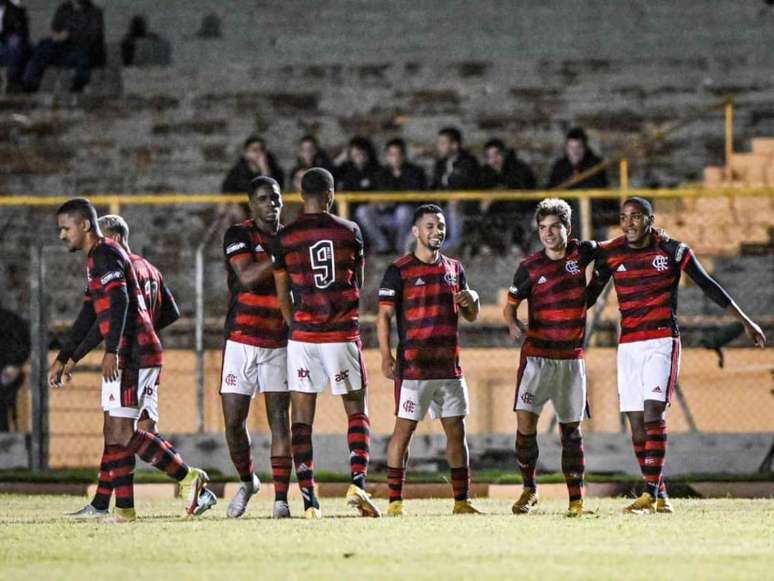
left=751, top=137, right=774, bottom=156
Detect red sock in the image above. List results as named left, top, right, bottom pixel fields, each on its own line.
left=644, top=420, right=668, bottom=498
left=108, top=445, right=135, bottom=510
left=91, top=446, right=113, bottom=510
left=271, top=456, right=292, bottom=502
left=347, top=412, right=370, bottom=489
left=128, top=430, right=189, bottom=481
left=387, top=466, right=405, bottom=503
left=450, top=466, right=470, bottom=501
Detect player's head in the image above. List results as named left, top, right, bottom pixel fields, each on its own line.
left=98, top=214, right=130, bottom=250
left=535, top=198, right=571, bottom=252
left=412, top=204, right=446, bottom=252
left=300, top=167, right=335, bottom=211
left=56, top=197, right=100, bottom=252
left=248, top=176, right=283, bottom=226
left=620, top=196, right=654, bottom=245
left=437, top=127, right=462, bottom=158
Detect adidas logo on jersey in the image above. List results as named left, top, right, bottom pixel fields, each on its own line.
left=616, top=264, right=627, bottom=272
left=415, top=277, right=425, bottom=286
left=537, top=276, right=548, bottom=284
left=254, top=244, right=264, bottom=253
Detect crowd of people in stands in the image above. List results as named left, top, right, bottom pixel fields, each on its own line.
left=221, top=127, right=613, bottom=255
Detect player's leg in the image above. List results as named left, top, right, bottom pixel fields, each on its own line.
left=559, top=422, right=585, bottom=516
left=385, top=416, right=418, bottom=516
left=290, top=391, right=320, bottom=517
left=342, top=389, right=370, bottom=491
left=441, top=415, right=481, bottom=514
left=554, top=359, right=588, bottom=517
left=265, top=391, right=292, bottom=518
left=103, top=412, right=139, bottom=522
left=67, top=414, right=116, bottom=519
left=513, top=410, right=540, bottom=514
left=222, top=393, right=260, bottom=518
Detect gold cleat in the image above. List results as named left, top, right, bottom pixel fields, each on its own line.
left=566, top=499, right=586, bottom=518
left=656, top=497, right=674, bottom=514
left=452, top=499, right=483, bottom=515
left=105, top=507, right=136, bottom=523
left=511, top=489, right=539, bottom=515
left=304, top=506, right=322, bottom=520
left=386, top=500, right=404, bottom=517
left=624, top=492, right=656, bottom=514
left=345, top=484, right=381, bottom=517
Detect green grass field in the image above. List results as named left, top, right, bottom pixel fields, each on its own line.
left=2, top=495, right=773, bottom=580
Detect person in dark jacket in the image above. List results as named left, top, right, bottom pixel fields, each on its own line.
left=222, top=135, right=285, bottom=193
left=355, top=138, right=426, bottom=254
left=289, top=135, right=335, bottom=192
left=335, top=136, right=381, bottom=192
left=0, top=307, right=30, bottom=432
left=23, top=0, right=105, bottom=93
left=0, top=0, right=30, bottom=92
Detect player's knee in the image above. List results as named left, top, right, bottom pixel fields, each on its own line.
left=560, top=423, right=582, bottom=445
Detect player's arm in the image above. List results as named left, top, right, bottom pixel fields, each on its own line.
left=377, top=303, right=396, bottom=380
left=454, top=264, right=479, bottom=322
left=49, top=295, right=96, bottom=389
left=503, top=264, right=530, bottom=341
left=224, top=226, right=273, bottom=290
left=585, top=251, right=613, bottom=307
left=354, top=224, right=365, bottom=288
left=155, top=280, right=181, bottom=331
left=93, top=249, right=130, bottom=381
left=273, top=268, right=293, bottom=325
left=680, top=248, right=766, bottom=348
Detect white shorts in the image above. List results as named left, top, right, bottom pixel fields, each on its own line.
left=220, top=340, right=288, bottom=398
left=287, top=340, right=366, bottom=395
left=617, top=337, right=681, bottom=412
left=515, top=357, right=587, bottom=423
left=395, top=377, right=469, bottom=422
left=102, top=367, right=160, bottom=422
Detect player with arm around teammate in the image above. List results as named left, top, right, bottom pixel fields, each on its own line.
left=378, top=204, right=483, bottom=516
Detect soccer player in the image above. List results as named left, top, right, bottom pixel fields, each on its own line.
left=48, top=198, right=209, bottom=522
left=272, top=167, right=380, bottom=519
left=378, top=203, right=483, bottom=516
left=220, top=176, right=292, bottom=519
left=502, top=198, right=596, bottom=518
left=60, top=214, right=217, bottom=517
left=587, top=196, right=766, bottom=514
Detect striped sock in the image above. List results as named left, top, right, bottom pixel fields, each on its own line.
left=291, top=423, right=319, bottom=510
left=387, top=466, right=405, bottom=503
left=560, top=425, right=585, bottom=502
left=227, top=433, right=255, bottom=483
left=347, top=412, right=370, bottom=490
left=450, top=466, right=470, bottom=501
left=271, top=456, right=292, bottom=502
left=128, top=430, right=189, bottom=482
left=108, top=445, right=136, bottom=510
left=643, top=420, right=668, bottom=498
left=516, top=431, right=539, bottom=490
left=91, top=447, right=113, bottom=511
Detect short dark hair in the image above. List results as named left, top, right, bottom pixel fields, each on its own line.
left=243, top=134, right=265, bottom=150
left=535, top=198, right=572, bottom=229
left=98, top=214, right=129, bottom=240
left=385, top=138, right=406, bottom=153
left=301, top=167, right=334, bottom=198
left=300, top=134, right=318, bottom=146
left=249, top=176, right=280, bottom=200
left=622, top=196, right=654, bottom=216
left=484, top=138, right=506, bottom=152
left=566, top=127, right=588, bottom=144
left=56, top=197, right=99, bottom=231
left=438, top=127, right=462, bottom=145
left=413, top=203, right=444, bottom=225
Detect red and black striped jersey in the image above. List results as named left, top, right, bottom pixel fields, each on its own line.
left=223, top=220, right=288, bottom=349
left=129, top=254, right=172, bottom=329
left=590, top=235, right=694, bottom=343
left=85, top=238, right=163, bottom=370
left=508, top=239, right=598, bottom=359
left=378, top=253, right=468, bottom=380
left=271, top=213, right=363, bottom=343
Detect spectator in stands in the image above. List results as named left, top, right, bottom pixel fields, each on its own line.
left=431, top=127, right=480, bottom=252
left=290, top=135, right=335, bottom=191
left=120, top=14, right=167, bottom=66
left=480, top=138, right=538, bottom=254
left=355, top=138, right=426, bottom=254
left=222, top=135, right=285, bottom=193
left=0, top=0, right=30, bottom=93
left=336, top=136, right=381, bottom=192
left=23, top=0, right=105, bottom=93
left=0, top=307, right=30, bottom=432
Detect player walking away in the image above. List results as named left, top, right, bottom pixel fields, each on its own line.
left=61, top=213, right=216, bottom=518
left=220, top=177, right=292, bottom=519
left=502, top=198, right=597, bottom=518
left=48, top=198, right=210, bottom=523
left=378, top=204, right=483, bottom=517
left=587, top=197, right=766, bottom=514
left=272, top=168, right=380, bottom=519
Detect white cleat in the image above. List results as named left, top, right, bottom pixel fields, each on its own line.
left=272, top=500, right=291, bottom=519
left=65, top=504, right=109, bottom=519
left=227, top=473, right=262, bottom=518
left=192, top=488, right=218, bottom=516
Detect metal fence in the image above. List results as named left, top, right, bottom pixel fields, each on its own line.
left=2, top=189, right=772, bottom=469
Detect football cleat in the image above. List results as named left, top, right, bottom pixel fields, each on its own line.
left=191, top=488, right=217, bottom=517
left=624, top=492, right=656, bottom=514
left=345, top=484, right=381, bottom=518
left=511, top=489, right=539, bottom=515
left=386, top=500, right=404, bottom=517
left=179, top=467, right=210, bottom=516
left=272, top=500, right=291, bottom=519
left=452, top=499, right=483, bottom=515
left=105, top=507, right=136, bottom=523
left=304, top=506, right=322, bottom=520
left=566, top=499, right=588, bottom=518
left=656, top=497, right=674, bottom=514
left=65, top=504, right=109, bottom=519
left=226, top=473, right=261, bottom=519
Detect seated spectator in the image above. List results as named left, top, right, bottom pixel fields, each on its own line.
left=0, top=0, right=30, bottom=93
left=480, top=138, right=538, bottom=254
left=222, top=135, right=285, bottom=193
left=336, top=136, right=381, bottom=191
left=23, top=0, right=105, bottom=93
left=120, top=14, right=169, bottom=66
left=547, top=127, right=614, bottom=233
left=0, top=306, right=30, bottom=432
left=355, top=138, right=426, bottom=254
left=290, top=135, right=335, bottom=190
left=431, top=126, right=480, bottom=252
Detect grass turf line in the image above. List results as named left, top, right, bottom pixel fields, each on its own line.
left=1, top=495, right=773, bottom=580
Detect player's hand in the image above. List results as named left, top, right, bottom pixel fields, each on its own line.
left=62, top=359, right=76, bottom=383
left=381, top=354, right=395, bottom=380
left=508, top=321, right=526, bottom=342
left=454, top=290, right=476, bottom=309
left=744, top=320, right=767, bottom=348
left=102, top=353, right=119, bottom=382
left=48, top=360, right=65, bottom=389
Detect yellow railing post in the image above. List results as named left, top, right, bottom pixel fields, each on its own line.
left=725, top=99, right=734, bottom=180
left=338, top=196, right=350, bottom=221
left=619, top=159, right=629, bottom=195
left=579, top=196, right=592, bottom=241
left=109, top=196, right=121, bottom=215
